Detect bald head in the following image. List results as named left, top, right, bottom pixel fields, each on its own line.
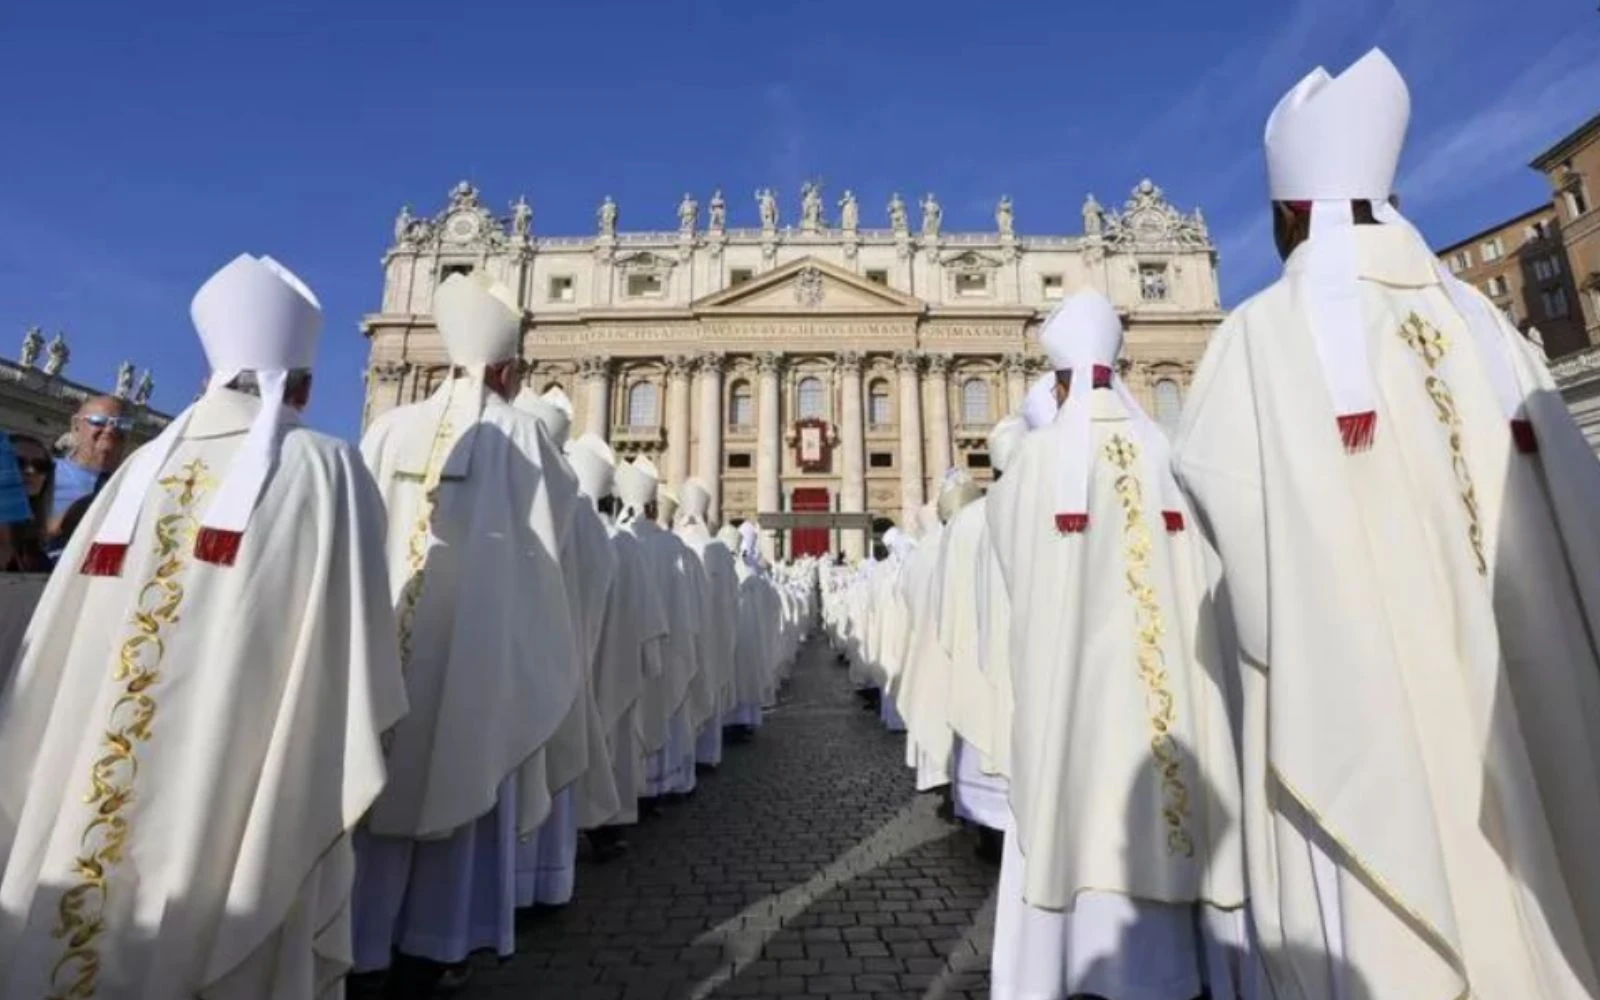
left=70, top=395, right=130, bottom=472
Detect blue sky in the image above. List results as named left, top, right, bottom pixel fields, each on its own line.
left=2, top=0, right=1596, bottom=440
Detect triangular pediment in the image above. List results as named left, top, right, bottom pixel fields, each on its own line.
left=692, top=257, right=925, bottom=315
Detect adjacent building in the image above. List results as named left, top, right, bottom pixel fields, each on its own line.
left=1436, top=204, right=1585, bottom=358
left=1531, top=111, right=1600, bottom=349
left=361, top=179, right=1224, bottom=559
left=0, top=328, right=170, bottom=452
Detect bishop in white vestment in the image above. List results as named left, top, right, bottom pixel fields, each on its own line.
left=1175, top=49, right=1600, bottom=1000
left=675, top=480, right=739, bottom=767
left=354, top=273, right=582, bottom=994
left=0, top=255, right=407, bottom=999
left=987, top=289, right=1246, bottom=1000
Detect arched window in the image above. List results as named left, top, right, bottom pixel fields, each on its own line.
left=797, top=376, right=826, bottom=420
left=867, top=379, right=892, bottom=427
left=960, top=377, right=991, bottom=426
left=727, top=379, right=754, bottom=428
left=1153, top=378, right=1183, bottom=433
left=627, top=380, right=659, bottom=427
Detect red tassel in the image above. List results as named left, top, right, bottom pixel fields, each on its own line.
left=1510, top=419, right=1538, bottom=455
left=1054, top=513, right=1089, bottom=534
left=80, top=542, right=128, bottom=577
left=1092, top=365, right=1112, bottom=389
left=194, top=528, right=243, bottom=566
left=1163, top=511, right=1185, bottom=533
left=1337, top=411, right=1377, bottom=454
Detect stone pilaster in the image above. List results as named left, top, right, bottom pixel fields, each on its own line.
left=894, top=350, right=925, bottom=524
left=577, top=357, right=613, bottom=441
left=664, top=354, right=694, bottom=491
left=755, top=351, right=784, bottom=559
left=924, top=353, right=953, bottom=490
left=693, top=352, right=725, bottom=522
left=836, top=351, right=866, bottom=561
left=1002, top=353, right=1029, bottom=414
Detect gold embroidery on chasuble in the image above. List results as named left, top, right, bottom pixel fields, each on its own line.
left=1105, top=435, right=1195, bottom=859
left=50, top=459, right=215, bottom=1000
left=1396, top=313, right=1487, bottom=577
left=395, top=414, right=455, bottom=671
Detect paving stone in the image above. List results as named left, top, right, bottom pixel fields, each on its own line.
left=450, top=638, right=996, bottom=999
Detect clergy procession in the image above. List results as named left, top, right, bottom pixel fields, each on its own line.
left=2, top=41, right=1600, bottom=1000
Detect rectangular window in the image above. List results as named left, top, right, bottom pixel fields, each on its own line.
left=726, top=452, right=753, bottom=470
left=1041, top=274, right=1064, bottom=300
left=548, top=275, right=574, bottom=302
left=1567, top=185, right=1591, bottom=219
left=1549, top=254, right=1563, bottom=275
left=626, top=272, right=664, bottom=297
left=440, top=263, right=474, bottom=280
left=1543, top=287, right=1570, bottom=317
left=1139, top=263, right=1169, bottom=302
left=865, top=269, right=889, bottom=285
left=965, top=451, right=991, bottom=470
left=729, top=268, right=753, bottom=287
left=1480, top=238, right=1503, bottom=262
left=954, top=272, right=989, bottom=297
left=1486, top=275, right=1509, bottom=297
left=1451, top=250, right=1471, bottom=272
left=868, top=452, right=894, bottom=469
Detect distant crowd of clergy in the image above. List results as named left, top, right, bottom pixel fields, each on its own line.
left=2, top=42, right=1600, bottom=1000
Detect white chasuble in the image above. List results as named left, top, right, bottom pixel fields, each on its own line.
left=0, top=390, right=406, bottom=999
left=360, top=378, right=581, bottom=839
left=894, top=525, right=954, bottom=790
left=1175, top=225, right=1600, bottom=1000
left=987, top=389, right=1246, bottom=915
left=938, top=499, right=993, bottom=767
left=591, top=527, right=668, bottom=825
left=730, top=559, right=774, bottom=719
left=678, top=525, right=740, bottom=720
left=619, top=518, right=699, bottom=757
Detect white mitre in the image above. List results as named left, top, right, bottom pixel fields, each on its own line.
left=716, top=523, right=741, bottom=550
left=1021, top=373, right=1059, bottom=430
left=987, top=415, right=1028, bottom=474
left=1038, top=289, right=1122, bottom=532
left=615, top=456, right=659, bottom=515
left=936, top=467, right=983, bottom=523
left=1264, top=49, right=1408, bottom=452
left=512, top=386, right=571, bottom=447
left=737, top=520, right=761, bottom=566
left=681, top=478, right=713, bottom=526
left=565, top=432, right=615, bottom=503
left=85, top=253, right=321, bottom=575
left=541, top=386, right=574, bottom=443
left=657, top=488, right=680, bottom=526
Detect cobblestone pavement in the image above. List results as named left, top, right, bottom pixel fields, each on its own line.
left=456, top=636, right=999, bottom=999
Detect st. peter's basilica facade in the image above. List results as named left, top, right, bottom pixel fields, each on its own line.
left=361, top=180, right=1223, bottom=559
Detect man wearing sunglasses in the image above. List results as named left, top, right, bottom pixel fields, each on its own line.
left=50, top=395, right=130, bottom=531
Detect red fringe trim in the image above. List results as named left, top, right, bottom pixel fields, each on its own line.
left=194, top=528, right=243, bottom=566
left=1163, top=511, right=1185, bottom=533
left=80, top=542, right=127, bottom=577
left=1055, top=513, right=1089, bottom=534
left=1092, top=365, right=1112, bottom=389
left=1337, top=411, right=1377, bottom=453
left=1511, top=419, right=1538, bottom=455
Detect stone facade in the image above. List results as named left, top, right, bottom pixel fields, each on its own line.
left=1436, top=204, right=1587, bottom=358
left=362, top=180, right=1224, bottom=559
left=1531, top=111, right=1600, bottom=350
left=0, top=328, right=169, bottom=452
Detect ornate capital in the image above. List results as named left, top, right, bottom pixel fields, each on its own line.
left=754, top=351, right=785, bottom=376
left=369, top=360, right=412, bottom=385
left=835, top=350, right=864, bottom=376
left=924, top=353, right=952, bottom=376
left=664, top=354, right=695, bottom=379
left=577, top=357, right=612, bottom=381
left=892, top=350, right=923, bottom=375
left=693, top=351, right=725, bottom=376
left=1001, top=353, right=1030, bottom=376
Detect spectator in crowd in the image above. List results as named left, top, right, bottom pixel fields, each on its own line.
left=9, top=435, right=54, bottom=560
left=0, top=435, right=41, bottom=572
left=51, top=395, right=129, bottom=531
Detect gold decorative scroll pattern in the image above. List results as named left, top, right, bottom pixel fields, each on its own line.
left=395, top=413, right=455, bottom=669
left=1105, top=434, right=1195, bottom=859
left=51, top=459, right=215, bottom=1000
left=1396, top=312, right=1487, bottom=577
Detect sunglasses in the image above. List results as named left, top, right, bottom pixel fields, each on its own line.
left=17, top=458, right=51, bottom=475
left=83, top=415, right=133, bottom=432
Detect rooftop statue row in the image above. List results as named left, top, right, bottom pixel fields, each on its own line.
left=11, top=326, right=154, bottom=404
left=391, top=179, right=1211, bottom=251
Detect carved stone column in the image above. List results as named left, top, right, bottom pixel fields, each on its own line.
left=755, top=352, right=784, bottom=559
left=578, top=357, right=613, bottom=441
left=664, top=354, right=694, bottom=491
left=924, top=354, right=953, bottom=489
left=693, top=352, right=724, bottom=522
left=1003, top=353, right=1029, bottom=413
left=836, top=351, right=866, bottom=561
left=894, top=350, right=925, bottom=524
left=363, top=360, right=413, bottom=431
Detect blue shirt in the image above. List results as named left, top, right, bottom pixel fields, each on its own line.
left=0, top=437, right=31, bottom=524
left=52, top=457, right=101, bottom=520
